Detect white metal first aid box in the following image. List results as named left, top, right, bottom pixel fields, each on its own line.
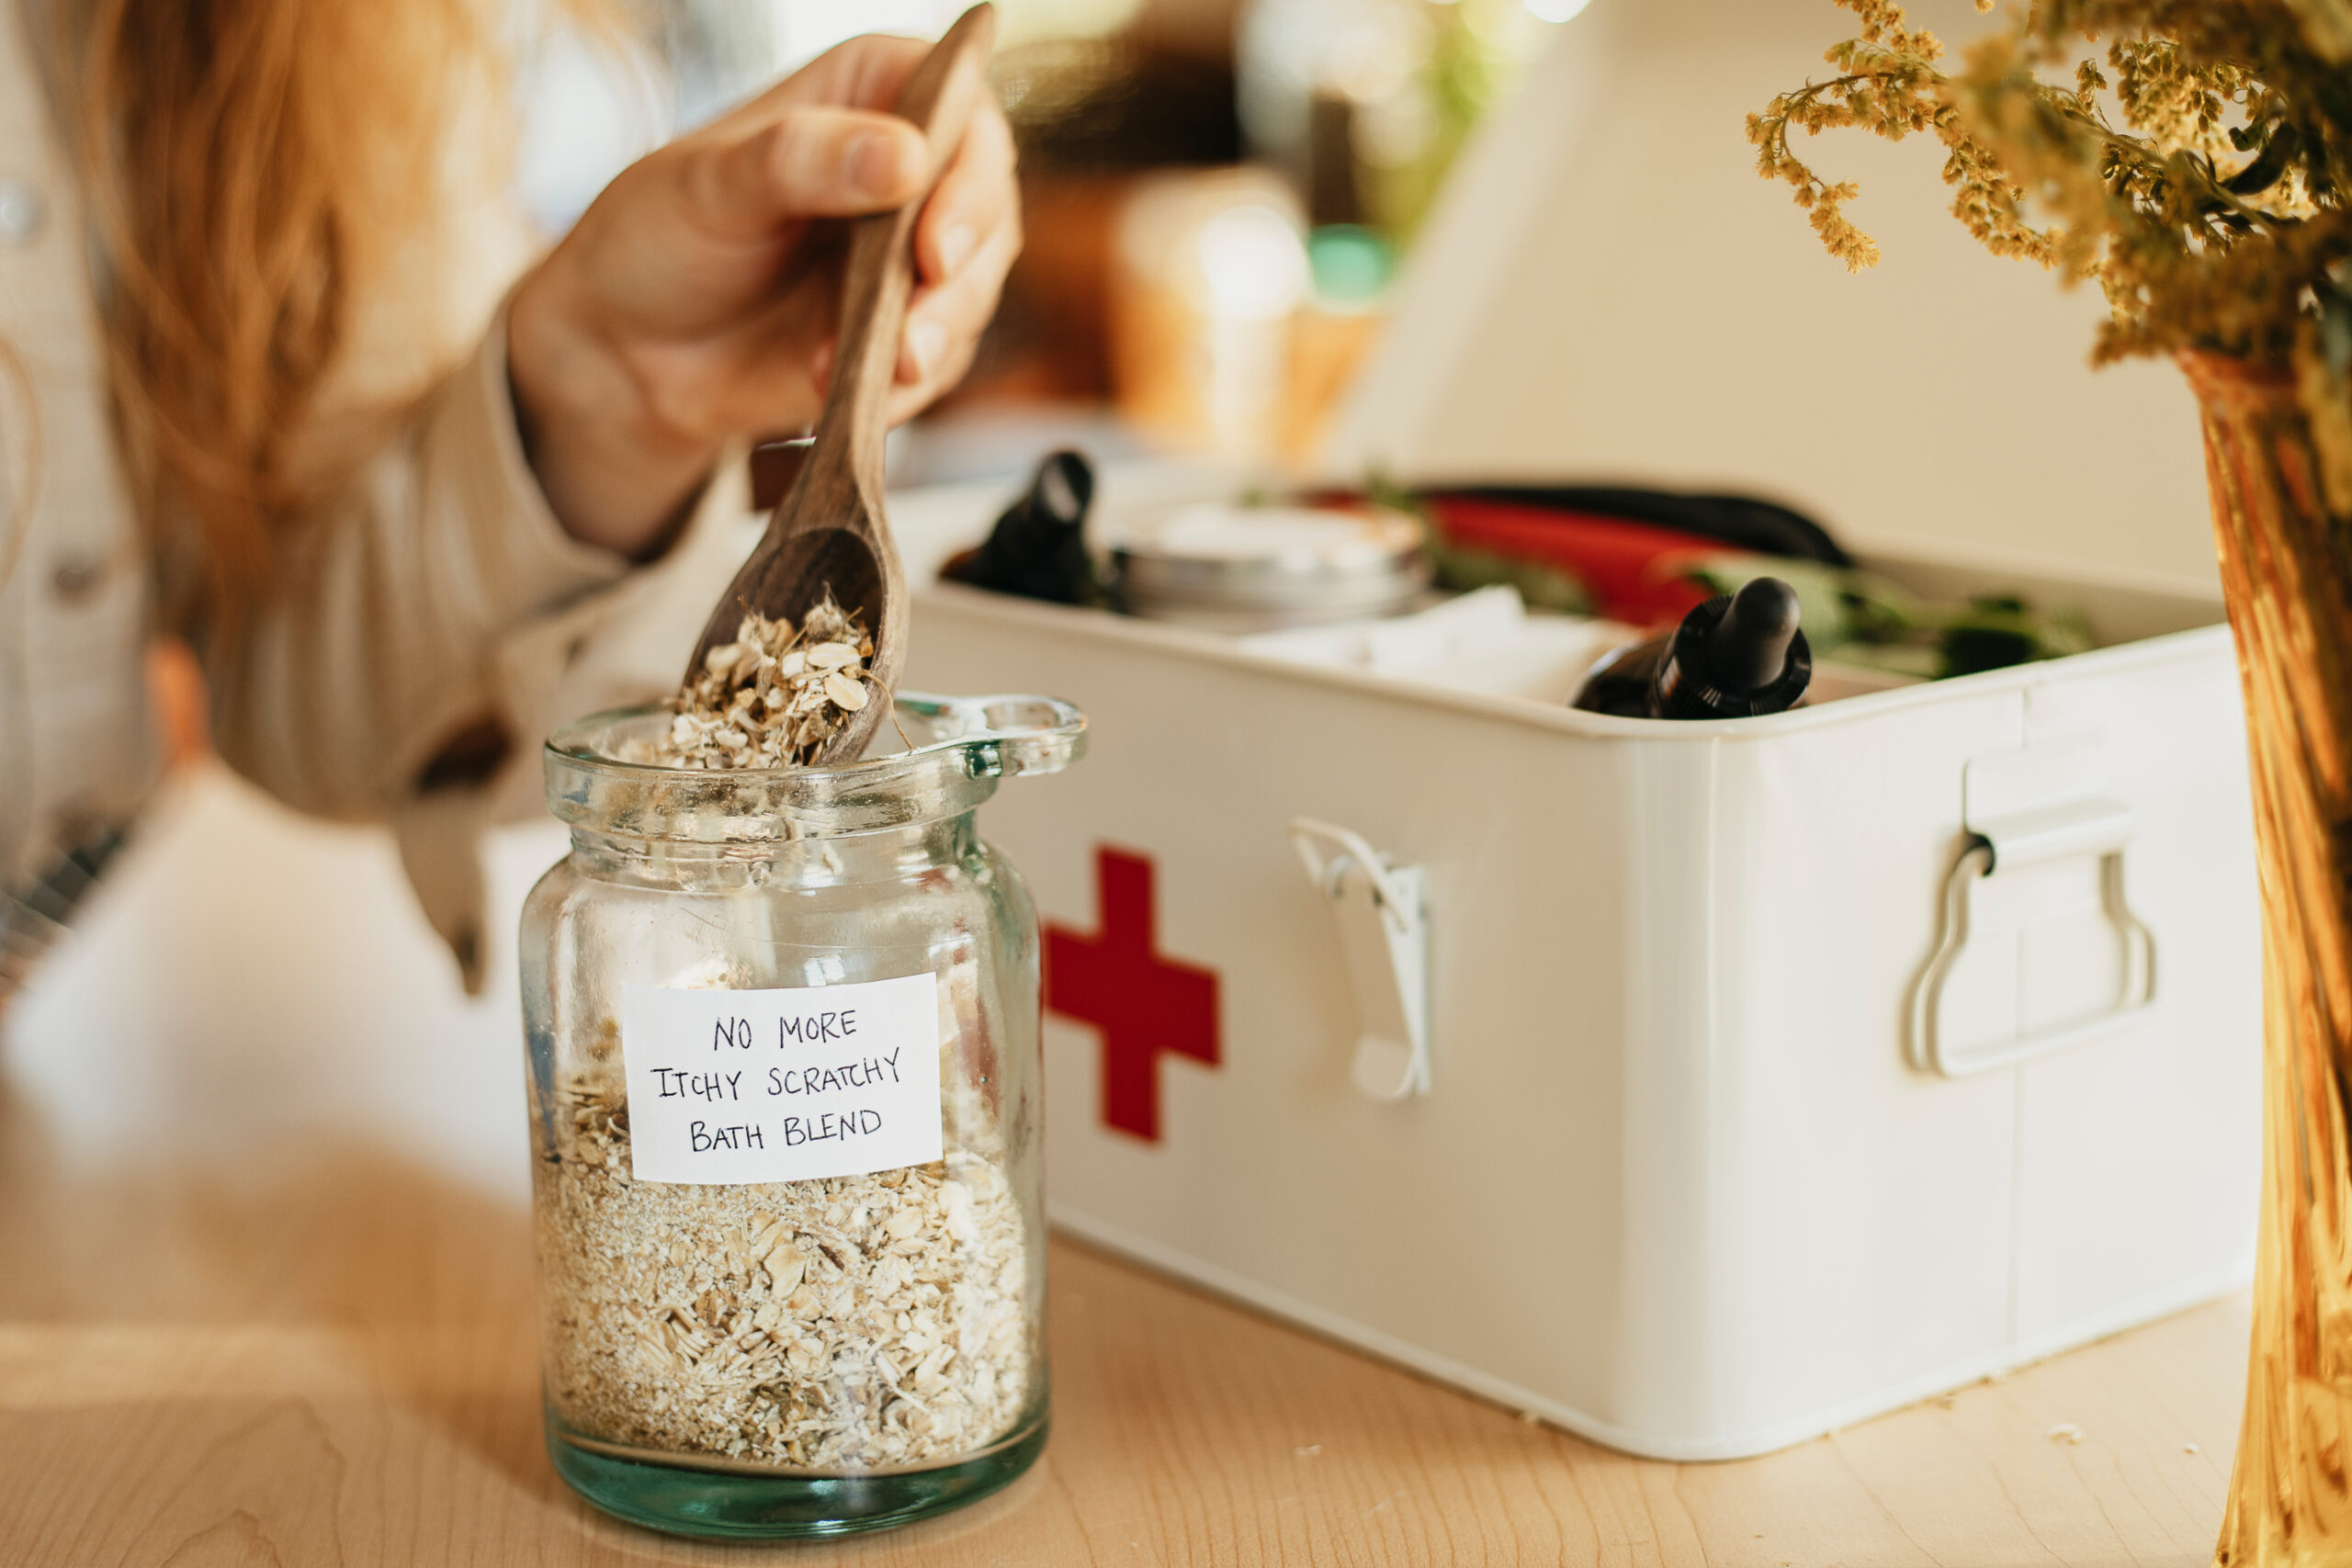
left=877, top=0, right=2260, bottom=1459
left=891, top=475, right=2258, bottom=1462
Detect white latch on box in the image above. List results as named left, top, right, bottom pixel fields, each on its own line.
left=1289, top=818, right=1431, bottom=1100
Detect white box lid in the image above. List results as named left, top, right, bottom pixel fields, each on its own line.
left=1325, top=0, right=2219, bottom=590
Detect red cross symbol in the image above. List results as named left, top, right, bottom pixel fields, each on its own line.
left=1045, top=846, right=1221, bottom=1143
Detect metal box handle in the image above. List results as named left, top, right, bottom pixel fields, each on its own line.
left=1907, top=796, right=2156, bottom=1077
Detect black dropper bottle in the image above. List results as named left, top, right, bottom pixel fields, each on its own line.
left=941, top=450, right=1098, bottom=604
left=1571, top=576, right=1813, bottom=718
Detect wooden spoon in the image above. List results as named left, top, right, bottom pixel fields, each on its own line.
left=683, top=3, right=998, bottom=762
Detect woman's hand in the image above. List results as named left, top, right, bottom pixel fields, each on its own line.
left=507, top=33, right=1021, bottom=558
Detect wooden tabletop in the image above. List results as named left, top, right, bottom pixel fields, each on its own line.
left=0, top=1109, right=2245, bottom=1568
left=0, top=768, right=2248, bottom=1566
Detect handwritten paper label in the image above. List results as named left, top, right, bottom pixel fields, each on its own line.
left=619, top=973, right=944, bottom=1184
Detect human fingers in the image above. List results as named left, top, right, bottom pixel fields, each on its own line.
left=894, top=203, right=1021, bottom=399
left=674, top=106, right=931, bottom=246
left=635, top=272, right=838, bottom=439
left=913, top=97, right=1017, bottom=286
left=898, top=208, right=1018, bottom=384
left=759, top=31, right=930, bottom=114
left=896, top=103, right=1019, bottom=383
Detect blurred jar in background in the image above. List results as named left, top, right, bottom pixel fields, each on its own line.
left=1109, top=167, right=1308, bottom=455
left=1107, top=174, right=1401, bottom=461
left=1236, top=0, right=1578, bottom=240
left=1285, top=222, right=1393, bottom=458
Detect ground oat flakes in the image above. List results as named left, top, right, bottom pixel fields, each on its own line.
left=537, top=1075, right=1034, bottom=1470
left=622, top=592, right=878, bottom=770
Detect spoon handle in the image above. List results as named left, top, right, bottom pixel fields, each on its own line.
left=807, top=4, right=998, bottom=506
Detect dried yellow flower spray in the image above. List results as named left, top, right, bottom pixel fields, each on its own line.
left=1752, top=0, right=2352, bottom=508
left=1759, top=7, right=2352, bottom=1563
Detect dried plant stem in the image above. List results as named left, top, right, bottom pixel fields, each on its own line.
left=2188, top=352, right=2352, bottom=1566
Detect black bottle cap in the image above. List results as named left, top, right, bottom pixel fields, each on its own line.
left=944, top=450, right=1097, bottom=604
left=1029, top=449, right=1090, bottom=529
left=1653, top=576, right=1813, bottom=718
left=1706, top=576, right=1803, bottom=692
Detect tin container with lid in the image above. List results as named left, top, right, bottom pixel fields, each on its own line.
left=1108, top=502, right=1430, bottom=632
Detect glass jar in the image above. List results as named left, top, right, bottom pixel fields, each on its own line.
left=519, top=692, right=1085, bottom=1540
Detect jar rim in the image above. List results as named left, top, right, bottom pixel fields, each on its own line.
left=543, top=692, right=1085, bottom=842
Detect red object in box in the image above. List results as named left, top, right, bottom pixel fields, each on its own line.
left=1424, top=495, right=1724, bottom=628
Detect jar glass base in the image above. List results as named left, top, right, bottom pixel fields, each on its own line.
left=547, top=1407, right=1049, bottom=1540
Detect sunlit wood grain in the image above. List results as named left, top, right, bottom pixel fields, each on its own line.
left=0, top=1098, right=2244, bottom=1567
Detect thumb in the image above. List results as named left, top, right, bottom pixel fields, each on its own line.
left=682, top=107, right=928, bottom=238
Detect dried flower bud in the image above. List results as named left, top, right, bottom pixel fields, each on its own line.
left=645, top=592, right=879, bottom=770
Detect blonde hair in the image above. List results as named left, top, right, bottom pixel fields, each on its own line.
left=72, top=0, right=495, bottom=631
left=0, top=337, right=38, bottom=595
